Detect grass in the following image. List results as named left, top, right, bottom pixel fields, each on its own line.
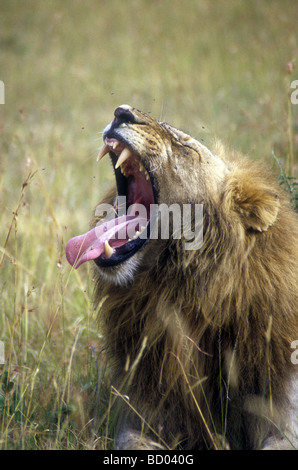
left=0, top=0, right=297, bottom=449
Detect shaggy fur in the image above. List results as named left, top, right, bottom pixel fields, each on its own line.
left=73, top=106, right=298, bottom=449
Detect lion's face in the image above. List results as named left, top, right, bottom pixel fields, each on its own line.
left=66, top=105, right=228, bottom=284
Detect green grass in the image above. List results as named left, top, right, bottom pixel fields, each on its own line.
left=0, top=0, right=297, bottom=449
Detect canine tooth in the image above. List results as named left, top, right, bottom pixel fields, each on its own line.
left=104, top=240, right=114, bottom=258
left=97, top=144, right=110, bottom=161
left=146, top=173, right=150, bottom=180
left=115, top=147, right=133, bottom=169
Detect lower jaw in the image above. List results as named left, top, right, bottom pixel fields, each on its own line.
left=94, top=227, right=150, bottom=268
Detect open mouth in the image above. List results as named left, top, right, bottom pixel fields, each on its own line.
left=65, top=137, right=156, bottom=269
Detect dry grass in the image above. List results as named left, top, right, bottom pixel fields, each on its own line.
left=0, top=0, right=297, bottom=449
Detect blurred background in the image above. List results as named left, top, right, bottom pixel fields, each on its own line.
left=0, top=0, right=297, bottom=449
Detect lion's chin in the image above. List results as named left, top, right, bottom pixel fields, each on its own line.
left=95, top=251, right=144, bottom=287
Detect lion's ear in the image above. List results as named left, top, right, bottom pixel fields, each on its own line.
left=238, top=189, right=280, bottom=232
left=226, top=175, right=280, bottom=232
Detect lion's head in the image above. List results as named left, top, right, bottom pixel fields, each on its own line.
left=66, top=104, right=229, bottom=284
left=65, top=105, right=297, bottom=450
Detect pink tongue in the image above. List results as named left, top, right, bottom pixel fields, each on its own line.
left=65, top=215, right=147, bottom=269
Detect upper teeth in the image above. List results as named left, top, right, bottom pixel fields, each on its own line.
left=97, top=143, right=110, bottom=161
left=97, top=138, right=150, bottom=181
left=115, top=147, right=133, bottom=169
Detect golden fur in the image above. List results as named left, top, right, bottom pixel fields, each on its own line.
left=88, top=106, right=298, bottom=449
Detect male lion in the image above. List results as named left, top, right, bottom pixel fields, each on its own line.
left=66, top=105, right=298, bottom=450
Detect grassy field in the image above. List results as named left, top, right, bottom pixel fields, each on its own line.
left=0, top=0, right=297, bottom=449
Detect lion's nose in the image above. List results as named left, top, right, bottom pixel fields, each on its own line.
left=114, top=105, right=136, bottom=124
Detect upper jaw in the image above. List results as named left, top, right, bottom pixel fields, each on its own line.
left=99, top=136, right=150, bottom=177
left=98, top=117, right=144, bottom=162
left=91, top=122, right=157, bottom=270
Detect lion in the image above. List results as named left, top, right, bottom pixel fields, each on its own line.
left=66, top=105, right=298, bottom=450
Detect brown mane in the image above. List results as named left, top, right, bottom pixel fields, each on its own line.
left=67, top=106, right=298, bottom=449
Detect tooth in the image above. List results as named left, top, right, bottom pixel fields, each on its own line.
left=104, top=240, right=114, bottom=258
left=112, top=141, right=119, bottom=150
left=146, top=173, right=150, bottom=180
left=115, top=147, right=133, bottom=169
left=97, top=144, right=110, bottom=161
